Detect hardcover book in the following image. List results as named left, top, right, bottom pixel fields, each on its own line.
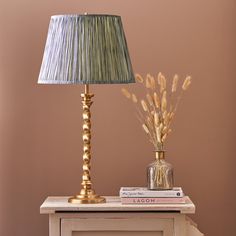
left=121, top=197, right=186, bottom=204
left=120, top=187, right=184, bottom=198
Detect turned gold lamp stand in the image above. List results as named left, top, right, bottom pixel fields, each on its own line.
left=68, top=85, right=105, bottom=203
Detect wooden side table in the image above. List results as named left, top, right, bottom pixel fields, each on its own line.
left=40, top=196, right=203, bottom=236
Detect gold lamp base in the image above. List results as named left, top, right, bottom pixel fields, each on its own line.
left=68, top=194, right=106, bottom=204
left=68, top=85, right=106, bottom=204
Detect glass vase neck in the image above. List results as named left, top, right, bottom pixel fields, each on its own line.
left=155, top=150, right=165, bottom=160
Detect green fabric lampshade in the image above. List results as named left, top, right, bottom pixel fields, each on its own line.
left=38, top=14, right=135, bottom=84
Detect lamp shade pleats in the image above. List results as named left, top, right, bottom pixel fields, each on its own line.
left=38, top=14, right=135, bottom=84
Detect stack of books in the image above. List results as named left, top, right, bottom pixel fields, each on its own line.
left=119, top=187, right=186, bottom=205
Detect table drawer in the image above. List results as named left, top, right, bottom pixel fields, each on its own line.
left=61, top=217, right=174, bottom=236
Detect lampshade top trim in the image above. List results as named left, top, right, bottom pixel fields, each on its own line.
left=51, top=14, right=121, bottom=19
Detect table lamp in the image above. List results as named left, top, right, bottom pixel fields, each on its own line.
left=38, top=14, right=135, bottom=204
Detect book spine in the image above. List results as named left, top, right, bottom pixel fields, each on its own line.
left=121, top=197, right=186, bottom=204
left=120, top=191, right=184, bottom=198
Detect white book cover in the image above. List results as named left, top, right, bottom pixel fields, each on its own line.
left=120, top=187, right=184, bottom=198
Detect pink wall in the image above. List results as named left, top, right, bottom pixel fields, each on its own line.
left=0, top=0, right=235, bottom=235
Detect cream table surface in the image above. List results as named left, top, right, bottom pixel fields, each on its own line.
left=40, top=196, right=204, bottom=236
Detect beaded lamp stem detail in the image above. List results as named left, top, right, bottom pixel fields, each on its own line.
left=68, top=85, right=105, bottom=203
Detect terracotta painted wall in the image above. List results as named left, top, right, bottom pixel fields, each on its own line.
left=0, top=0, right=235, bottom=235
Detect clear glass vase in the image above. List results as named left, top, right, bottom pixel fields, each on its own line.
left=147, top=151, right=174, bottom=190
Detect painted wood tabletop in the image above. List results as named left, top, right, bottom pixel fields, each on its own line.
left=40, top=196, right=195, bottom=214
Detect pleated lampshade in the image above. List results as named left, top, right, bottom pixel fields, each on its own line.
left=38, top=14, right=135, bottom=84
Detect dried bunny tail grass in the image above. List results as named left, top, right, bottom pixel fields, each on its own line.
left=123, top=71, right=192, bottom=149
left=162, top=128, right=171, bottom=142
left=145, top=74, right=152, bottom=88
left=182, top=76, right=192, bottom=90
left=162, top=126, right=168, bottom=134
left=146, top=93, right=154, bottom=106
left=135, top=73, right=144, bottom=83
left=162, top=133, right=168, bottom=142
left=132, top=93, right=138, bottom=103
left=162, top=75, right=166, bottom=88
left=162, top=111, right=168, bottom=125
left=163, top=110, right=167, bottom=119
left=172, top=74, right=179, bottom=92
left=149, top=75, right=156, bottom=89
left=165, top=112, right=173, bottom=125
left=157, top=72, right=162, bottom=85
left=141, top=99, right=148, bottom=112
left=147, top=117, right=155, bottom=133
left=121, top=88, right=131, bottom=99
left=153, top=92, right=160, bottom=108
left=155, top=126, right=161, bottom=143
left=160, top=74, right=166, bottom=93
left=142, top=124, right=149, bottom=134
left=161, top=91, right=167, bottom=112
left=154, top=112, right=159, bottom=126
left=159, top=123, right=164, bottom=133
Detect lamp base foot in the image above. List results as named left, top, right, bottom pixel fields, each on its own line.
left=68, top=194, right=106, bottom=204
